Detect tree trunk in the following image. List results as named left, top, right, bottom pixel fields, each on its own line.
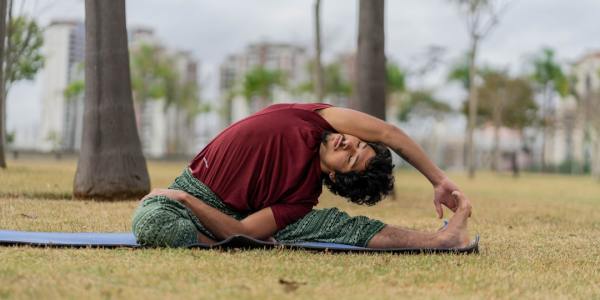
left=540, top=85, right=549, bottom=172
left=313, top=0, right=325, bottom=101
left=356, top=0, right=386, bottom=120
left=491, top=112, right=501, bottom=172
left=592, top=128, right=600, bottom=181
left=491, top=89, right=505, bottom=172
left=465, top=38, right=479, bottom=178
left=592, top=98, right=600, bottom=180
left=0, top=0, right=7, bottom=169
left=74, top=0, right=150, bottom=200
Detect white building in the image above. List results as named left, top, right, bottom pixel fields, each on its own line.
left=549, top=52, right=600, bottom=173
left=219, top=42, right=311, bottom=124
left=38, top=20, right=85, bottom=152
left=37, top=22, right=200, bottom=157
left=129, top=27, right=200, bottom=157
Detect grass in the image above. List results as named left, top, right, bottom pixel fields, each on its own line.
left=1, top=158, right=600, bottom=299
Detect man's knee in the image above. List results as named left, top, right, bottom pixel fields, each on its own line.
left=132, top=196, right=199, bottom=247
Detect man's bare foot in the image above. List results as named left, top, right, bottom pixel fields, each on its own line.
left=438, top=191, right=472, bottom=248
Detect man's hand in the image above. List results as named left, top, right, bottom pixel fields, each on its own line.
left=142, top=188, right=188, bottom=204
left=433, top=178, right=460, bottom=218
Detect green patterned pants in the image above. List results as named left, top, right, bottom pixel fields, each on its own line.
left=131, top=169, right=385, bottom=248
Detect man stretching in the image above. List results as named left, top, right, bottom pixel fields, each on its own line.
left=132, top=103, right=472, bottom=249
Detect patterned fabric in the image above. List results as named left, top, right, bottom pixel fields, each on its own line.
left=274, top=208, right=385, bottom=247
left=131, top=168, right=245, bottom=247
left=131, top=168, right=385, bottom=248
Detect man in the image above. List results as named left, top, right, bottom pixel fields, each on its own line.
left=132, top=103, right=472, bottom=249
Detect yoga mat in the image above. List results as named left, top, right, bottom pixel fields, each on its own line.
left=0, top=229, right=479, bottom=254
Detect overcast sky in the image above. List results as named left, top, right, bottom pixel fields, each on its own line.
left=7, top=0, right=600, bottom=139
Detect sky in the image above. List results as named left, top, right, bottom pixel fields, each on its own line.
left=7, top=0, right=600, bottom=144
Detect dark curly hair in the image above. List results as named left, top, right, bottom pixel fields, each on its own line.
left=322, top=140, right=395, bottom=205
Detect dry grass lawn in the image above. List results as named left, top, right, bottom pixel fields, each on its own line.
left=1, top=158, right=600, bottom=299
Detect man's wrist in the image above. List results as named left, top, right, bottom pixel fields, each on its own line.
left=429, top=171, right=447, bottom=187
left=179, top=192, right=192, bottom=205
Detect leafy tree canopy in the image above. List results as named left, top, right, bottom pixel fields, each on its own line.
left=468, top=69, right=538, bottom=129
left=5, top=15, right=44, bottom=93
left=397, top=89, right=452, bottom=122
left=386, top=62, right=406, bottom=94
left=243, top=67, right=285, bottom=101
left=530, top=47, right=569, bottom=97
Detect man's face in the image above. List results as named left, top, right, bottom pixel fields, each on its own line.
left=319, top=132, right=376, bottom=178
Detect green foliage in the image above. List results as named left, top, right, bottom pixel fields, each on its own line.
left=130, top=43, right=202, bottom=118
left=130, top=44, right=173, bottom=101
left=391, top=62, right=447, bottom=122
left=386, top=62, right=406, bottom=94
left=474, top=70, right=538, bottom=129
left=6, top=131, right=15, bottom=145
left=63, top=79, right=84, bottom=100
left=4, top=16, right=44, bottom=92
left=324, top=63, right=352, bottom=96
left=298, top=61, right=352, bottom=98
left=447, top=53, right=496, bottom=90
left=172, top=78, right=205, bottom=118
left=397, top=90, right=452, bottom=122
left=243, top=67, right=285, bottom=101
left=63, top=44, right=203, bottom=119
left=530, top=48, right=569, bottom=96
left=447, top=54, right=470, bottom=90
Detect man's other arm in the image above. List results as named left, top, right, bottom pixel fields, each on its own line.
left=319, top=107, right=462, bottom=217
left=318, top=107, right=446, bottom=186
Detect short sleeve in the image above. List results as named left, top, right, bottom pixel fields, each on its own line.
left=270, top=202, right=314, bottom=230
left=291, top=103, right=333, bottom=112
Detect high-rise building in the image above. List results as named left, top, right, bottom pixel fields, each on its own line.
left=38, top=20, right=85, bottom=152
left=219, top=42, right=310, bottom=123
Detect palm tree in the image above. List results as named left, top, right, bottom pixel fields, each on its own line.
left=356, top=0, right=386, bottom=120
left=243, top=67, right=284, bottom=111
left=530, top=48, right=568, bottom=171
left=450, top=0, right=507, bottom=178
left=73, top=0, right=150, bottom=199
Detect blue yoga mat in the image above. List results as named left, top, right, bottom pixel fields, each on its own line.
left=0, top=224, right=479, bottom=254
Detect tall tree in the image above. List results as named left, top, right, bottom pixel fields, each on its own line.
left=313, top=0, right=325, bottom=101
left=356, top=0, right=386, bottom=120
left=451, top=0, right=506, bottom=178
left=0, top=0, right=7, bottom=169
left=0, top=9, right=44, bottom=168
left=74, top=0, right=150, bottom=199
left=529, top=48, right=568, bottom=171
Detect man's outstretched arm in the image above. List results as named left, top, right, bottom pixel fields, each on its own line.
left=143, top=189, right=279, bottom=241
left=319, top=107, right=460, bottom=217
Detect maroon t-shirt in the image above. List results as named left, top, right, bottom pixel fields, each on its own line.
left=189, top=103, right=334, bottom=229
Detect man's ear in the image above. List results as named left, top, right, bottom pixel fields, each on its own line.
left=328, top=172, right=336, bottom=182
